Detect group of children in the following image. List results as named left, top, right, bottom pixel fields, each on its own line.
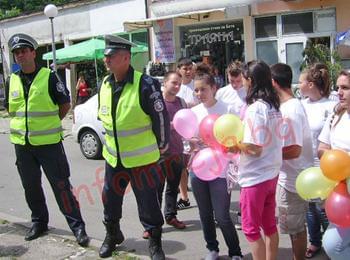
left=159, top=57, right=350, bottom=260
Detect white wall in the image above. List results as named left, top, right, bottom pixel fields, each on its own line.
left=0, top=0, right=146, bottom=86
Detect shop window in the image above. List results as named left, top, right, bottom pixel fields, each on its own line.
left=256, top=41, right=278, bottom=65
left=282, top=12, right=313, bottom=35
left=255, top=16, right=277, bottom=38
left=286, top=42, right=304, bottom=84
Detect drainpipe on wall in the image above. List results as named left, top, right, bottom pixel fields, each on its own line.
left=145, top=0, right=152, bottom=65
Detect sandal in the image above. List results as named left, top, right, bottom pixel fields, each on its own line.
left=305, top=246, right=321, bottom=258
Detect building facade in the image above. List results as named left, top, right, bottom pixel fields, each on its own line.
left=0, top=0, right=148, bottom=95
left=125, top=0, right=350, bottom=83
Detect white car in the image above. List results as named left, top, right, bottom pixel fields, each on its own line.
left=72, top=94, right=104, bottom=159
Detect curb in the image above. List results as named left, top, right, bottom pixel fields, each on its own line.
left=0, top=212, right=102, bottom=251
left=0, top=212, right=144, bottom=259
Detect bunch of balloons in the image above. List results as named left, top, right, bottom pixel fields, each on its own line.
left=296, top=149, right=350, bottom=227
left=173, top=109, right=243, bottom=181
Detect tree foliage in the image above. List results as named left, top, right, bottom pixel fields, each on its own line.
left=0, top=0, right=88, bottom=20
left=301, top=40, right=342, bottom=89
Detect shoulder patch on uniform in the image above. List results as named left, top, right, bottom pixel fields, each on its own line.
left=144, top=75, right=153, bottom=84
left=56, top=81, right=66, bottom=94
left=150, top=91, right=161, bottom=99
left=153, top=99, right=164, bottom=112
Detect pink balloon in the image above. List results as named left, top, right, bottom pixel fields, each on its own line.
left=191, top=148, right=232, bottom=181
left=325, top=182, right=350, bottom=227
left=199, top=114, right=221, bottom=148
left=173, top=109, right=198, bottom=139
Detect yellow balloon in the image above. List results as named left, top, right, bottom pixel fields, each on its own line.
left=296, top=167, right=338, bottom=201
left=213, top=114, right=243, bottom=147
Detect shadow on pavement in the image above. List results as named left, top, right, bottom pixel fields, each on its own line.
left=118, top=237, right=186, bottom=259
left=163, top=219, right=202, bottom=233
left=0, top=245, right=28, bottom=257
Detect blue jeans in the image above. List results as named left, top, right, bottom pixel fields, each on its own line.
left=190, top=173, right=242, bottom=257
left=324, top=224, right=350, bottom=260
left=306, top=202, right=329, bottom=247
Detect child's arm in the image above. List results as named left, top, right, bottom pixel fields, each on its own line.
left=282, top=145, right=301, bottom=160
left=227, top=142, right=262, bottom=156
left=318, top=141, right=331, bottom=159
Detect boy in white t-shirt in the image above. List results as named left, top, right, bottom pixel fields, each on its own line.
left=176, top=58, right=198, bottom=107
left=176, top=58, right=198, bottom=210
left=216, top=61, right=247, bottom=116
left=271, top=63, right=314, bottom=260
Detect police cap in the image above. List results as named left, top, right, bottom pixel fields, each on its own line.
left=8, top=33, right=38, bottom=52
left=104, top=34, right=137, bottom=56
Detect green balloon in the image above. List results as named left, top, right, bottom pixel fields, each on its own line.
left=296, top=167, right=338, bottom=201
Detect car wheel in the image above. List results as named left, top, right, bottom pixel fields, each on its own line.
left=79, top=129, right=102, bottom=159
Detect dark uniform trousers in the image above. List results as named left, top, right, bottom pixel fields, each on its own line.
left=103, top=160, right=164, bottom=231
left=14, top=142, right=85, bottom=232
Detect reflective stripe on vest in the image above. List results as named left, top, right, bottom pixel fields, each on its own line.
left=9, top=111, right=59, bottom=117
left=8, top=68, right=62, bottom=145
left=98, top=71, right=160, bottom=168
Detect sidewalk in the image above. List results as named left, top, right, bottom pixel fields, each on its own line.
left=0, top=213, right=139, bottom=260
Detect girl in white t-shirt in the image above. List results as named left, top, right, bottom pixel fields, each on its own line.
left=238, top=60, right=283, bottom=260
left=318, top=70, right=350, bottom=260
left=299, top=63, right=336, bottom=258
left=189, top=69, right=243, bottom=260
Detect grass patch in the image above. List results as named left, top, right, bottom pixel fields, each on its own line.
left=0, top=219, right=9, bottom=224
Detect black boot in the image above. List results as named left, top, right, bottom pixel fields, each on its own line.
left=148, top=227, right=165, bottom=260
left=25, top=223, right=48, bottom=241
left=99, top=220, right=125, bottom=258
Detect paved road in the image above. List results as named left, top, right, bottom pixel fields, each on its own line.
left=0, top=117, right=329, bottom=259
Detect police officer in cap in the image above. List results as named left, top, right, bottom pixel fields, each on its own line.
left=4, top=33, right=89, bottom=246
left=98, top=34, right=170, bottom=259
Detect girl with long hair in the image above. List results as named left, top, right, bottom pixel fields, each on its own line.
left=238, top=60, right=282, bottom=260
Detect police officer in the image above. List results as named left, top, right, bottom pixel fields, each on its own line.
left=98, top=35, right=170, bottom=259
left=4, top=33, right=89, bottom=247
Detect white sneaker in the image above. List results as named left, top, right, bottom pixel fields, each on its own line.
left=205, top=250, right=219, bottom=260
left=232, top=256, right=243, bottom=260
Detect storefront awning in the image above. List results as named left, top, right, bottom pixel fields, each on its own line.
left=124, top=0, right=272, bottom=31
left=124, top=8, right=226, bottom=32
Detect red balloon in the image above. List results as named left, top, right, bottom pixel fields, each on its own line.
left=325, top=182, right=350, bottom=227
left=199, top=114, right=221, bottom=148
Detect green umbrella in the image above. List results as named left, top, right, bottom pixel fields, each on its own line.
left=42, top=37, right=148, bottom=63
left=42, top=37, right=148, bottom=84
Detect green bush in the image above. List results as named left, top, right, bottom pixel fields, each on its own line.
left=300, top=40, right=342, bottom=90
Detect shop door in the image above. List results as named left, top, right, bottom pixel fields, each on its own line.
left=279, top=37, right=307, bottom=84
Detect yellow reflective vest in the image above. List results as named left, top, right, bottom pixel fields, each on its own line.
left=98, top=71, right=160, bottom=168
left=8, top=68, right=63, bottom=145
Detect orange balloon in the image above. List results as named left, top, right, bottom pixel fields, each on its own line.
left=320, top=149, right=350, bottom=181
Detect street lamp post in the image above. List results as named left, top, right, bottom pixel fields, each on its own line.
left=44, top=4, right=58, bottom=71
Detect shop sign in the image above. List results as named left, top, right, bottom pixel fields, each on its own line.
left=186, top=23, right=239, bottom=46
left=153, top=19, right=176, bottom=63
